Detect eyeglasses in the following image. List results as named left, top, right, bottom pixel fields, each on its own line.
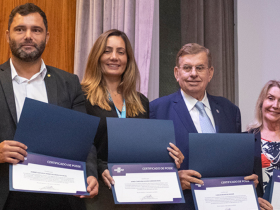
left=179, top=65, right=209, bottom=73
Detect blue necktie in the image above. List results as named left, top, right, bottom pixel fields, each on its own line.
left=195, top=101, right=215, bottom=133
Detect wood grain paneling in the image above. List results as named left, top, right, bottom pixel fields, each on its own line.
left=0, top=0, right=76, bottom=73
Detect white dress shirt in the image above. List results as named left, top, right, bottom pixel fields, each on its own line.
left=180, top=89, right=216, bottom=133
left=11, top=59, right=48, bottom=122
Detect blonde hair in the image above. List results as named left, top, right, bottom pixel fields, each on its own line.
left=247, top=80, right=280, bottom=133
left=82, top=29, right=145, bottom=117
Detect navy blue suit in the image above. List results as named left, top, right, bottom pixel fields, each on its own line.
left=149, top=90, right=241, bottom=210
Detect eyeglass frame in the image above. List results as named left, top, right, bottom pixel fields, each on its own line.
left=178, top=64, right=210, bottom=73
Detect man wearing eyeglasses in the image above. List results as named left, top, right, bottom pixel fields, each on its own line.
left=150, top=43, right=251, bottom=209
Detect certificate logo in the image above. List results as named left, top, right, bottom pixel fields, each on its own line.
left=114, top=167, right=124, bottom=173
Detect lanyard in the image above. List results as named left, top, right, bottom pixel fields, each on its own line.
left=108, top=93, right=126, bottom=118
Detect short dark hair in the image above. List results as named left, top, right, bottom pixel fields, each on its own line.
left=176, top=43, right=212, bottom=68
left=8, top=3, right=48, bottom=31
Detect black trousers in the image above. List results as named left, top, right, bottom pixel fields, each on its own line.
left=4, top=191, right=86, bottom=210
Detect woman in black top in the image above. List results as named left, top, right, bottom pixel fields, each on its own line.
left=82, top=29, right=183, bottom=209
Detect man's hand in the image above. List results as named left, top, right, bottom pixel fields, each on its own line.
left=244, top=174, right=259, bottom=188
left=178, top=170, right=204, bottom=190
left=79, top=176, right=98, bottom=198
left=0, top=140, right=27, bottom=164
left=102, top=169, right=115, bottom=189
left=167, top=142, right=184, bottom=169
left=258, top=197, right=273, bottom=210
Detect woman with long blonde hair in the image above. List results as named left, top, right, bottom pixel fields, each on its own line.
left=82, top=29, right=183, bottom=209
left=247, top=80, right=280, bottom=210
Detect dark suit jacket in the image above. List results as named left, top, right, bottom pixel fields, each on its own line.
left=149, top=90, right=241, bottom=210
left=249, top=130, right=264, bottom=198
left=0, top=60, right=97, bottom=210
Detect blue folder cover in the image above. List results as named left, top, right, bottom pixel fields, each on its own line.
left=107, top=118, right=185, bottom=204
left=268, top=169, right=280, bottom=203
left=14, top=98, right=100, bottom=162
left=107, top=118, right=175, bottom=163
left=189, top=133, right=254, bottom=177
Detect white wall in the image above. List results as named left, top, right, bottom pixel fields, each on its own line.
left=236, top=0, right=280, bottom=131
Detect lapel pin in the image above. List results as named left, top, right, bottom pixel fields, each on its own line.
left=216, top=109, right=219, bottom=113
left=47, top=74, right=51, bottom=77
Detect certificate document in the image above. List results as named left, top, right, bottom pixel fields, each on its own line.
left=191, top=177, right=260, bottom=210
left=108, top=163, right=184, bottom=204
left=270, top=169, right=280, bottom=209
left=10, top=153, right=89, bottom=195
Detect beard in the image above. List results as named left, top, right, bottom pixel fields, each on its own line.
left=9, top=38, right=46, bottom=62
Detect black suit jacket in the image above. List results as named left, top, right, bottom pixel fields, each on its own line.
left=0, top=60, right=97, bottom=210
left=249, top=130, right=264, bottom=198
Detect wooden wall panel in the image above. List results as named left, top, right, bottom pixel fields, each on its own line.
left=0, top=0, right=76, bottom=73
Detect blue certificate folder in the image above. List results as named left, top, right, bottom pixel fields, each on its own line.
left=14, top=98, right=100, bottom=161
left=107, top=118, right=185, bottom=204
left=189, top=133, right=255, bottom=178
left=189, top=133, right=257, bottom=210
left=10, top=98, right=100, bottom=195
left=268, top=169, right=280, bottom=203
left=107, top=118, right=175, bottom=163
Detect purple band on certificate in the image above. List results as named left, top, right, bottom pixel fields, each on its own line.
left=19, top=153, right=85, bottom=171
left=9, top=153, right=88, bottom=195
left=191, top=176, right=260, bottom=210
left=192, top=176, right=253, bottom=190
left=111, top=162, right=177, bottom=176
left=272, top=169, right=280, bottom=183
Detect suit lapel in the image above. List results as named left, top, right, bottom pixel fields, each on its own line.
left=173, top=90, right=197, bottom=133
left=208, top=94, right=222, bottom=133
left=0, top=61, right=17, bottom=124
left=44, top=66, right=57, bottom=105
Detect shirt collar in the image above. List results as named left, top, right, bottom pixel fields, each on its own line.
left=180, top=89, right=211, bottom=111
left=10, top=58, right=47, bottom=81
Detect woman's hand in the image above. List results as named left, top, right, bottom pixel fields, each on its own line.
left=102, top=169, right=115, bottom=189
left=244, top=174, right=259, bottom=188
left=178, top=170, right=203, bottom=190
left=258, top=197, right=273, bottom=210
left=78, top=176, right=99, bottom=198
left=167, top=142, right=184, bottom=169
